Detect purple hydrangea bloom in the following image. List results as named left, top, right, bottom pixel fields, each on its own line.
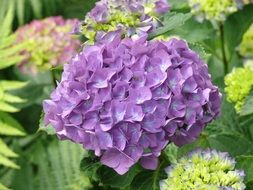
left=43, top=32, right=221, bottom=175
left=79, top=0, right=170, bottom=42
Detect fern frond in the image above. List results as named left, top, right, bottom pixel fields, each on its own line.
left=0, top=112, right=26, bottom=136
left=0, top=2, right=14, bottom=40
left=0, top=81, right=27, bottom=112
left=11, top=138, right=91, bottom=190
left=0, top=154, right=19, bottom=169
left=1, top=94, right=26, bottom=104
left=0, top=182, right=10, bottom=190
left=0, top=81, right=28, bottom=91
left=0, top=139, right=18, bottom=158
left=0, top=102, right=19, bottom=113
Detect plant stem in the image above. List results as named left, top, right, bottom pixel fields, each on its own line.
left=219, top=23, right=229, bottom=74
left=51, top=70, right=57, bottom=88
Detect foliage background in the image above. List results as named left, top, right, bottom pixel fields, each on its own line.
left=0, top=0, right=253, bottom=190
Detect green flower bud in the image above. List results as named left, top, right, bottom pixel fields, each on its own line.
left=160, top=149, right=246, bottom=190
left=188, top=0, right=238, bottom=22
left=240, top=25, right=253, bottom=58
left=225, top=67, right=253, bottom=112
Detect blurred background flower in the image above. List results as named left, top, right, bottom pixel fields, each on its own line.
left=225, top=66, right=253, bottom=113
left=240, top=24, right=253, bottom=59
left=15, top=16, right=80, bottom=74
left=188, top=0, right=239, bottom=22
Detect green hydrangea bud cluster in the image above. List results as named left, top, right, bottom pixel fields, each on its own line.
left=83, top=11, right=139, bottom=42
left=188, top=0, right=238, bottom=22
left=240, top=24, right=253, bottom=58
left=225, top=66, right=253, bottom=112
left=160, top=149, right=246, bottom=190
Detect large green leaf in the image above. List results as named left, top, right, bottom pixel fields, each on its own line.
left=166, top=17, right=215, bottom=43
left=149, top=12, right=192, bottom=39
left=224, top=4, right=253, bottom=67
left=80, top=156, right=101, bottom=183
left=130, top=164, right=167, bottom=190
left=80, top=153, right=142, bottom=189
left=99, top=165, right=142, bottom=189
left=240, top=91, right=253, bottom=116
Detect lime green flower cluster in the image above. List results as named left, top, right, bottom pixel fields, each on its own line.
left=188, top=0, right=238, bottom=22
left=83, top=11, right=139, bottom=42
left=225, top=66, right=253, bottom=112
left=160, top=149, right=246, bottom=190
left=240, top=25, right=253, bottom=58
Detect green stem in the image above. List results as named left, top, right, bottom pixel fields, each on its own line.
left=219, top=23, right=229, bottom=74
left=51, top=70, right=57, bottom=88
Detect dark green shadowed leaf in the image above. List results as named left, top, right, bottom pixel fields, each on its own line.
left=80, top=155, right=102, bottom=183
left=236, top=155, right=253, bottom=187
left=99, top=165, right=142, bottom=189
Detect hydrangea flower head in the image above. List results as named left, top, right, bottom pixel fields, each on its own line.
left=78, top=0, right=170, bottom=42
left=240, top=24, right=253, bottom=58
left=225, top=66, right=253, bottom=112
left=43, top=32, right=221, bottom=175
left=160, top=149, right=246, bottom=190
left=15, top=16, right=80, bottom=74
left=188, top=0, right=238, bottom=22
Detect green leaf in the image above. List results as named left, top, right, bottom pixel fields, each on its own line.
left=207, top=133, right=253, bottom=157
left=166, top=17, right=215, bottom=43
left=29, top=0, right=42, bottom=18
left=205, top=93, right=253, bottom=157
left=0, top=81, right=28, bottom=91
left=2, top=93, right=26, bottom=103
left=224, top=4, right=253, bottom=64
left=80, top=156, right=101, bottom=183
left=130, top=166, right=166, bottom=190
left=163, top=143, right=178, bottom=164
left=11, top=138, right=90, bottom=190
left=0, top=112, right=26, bottom=136
left=0, top=55, right=26, bottom=69
left=149, top=12, right=192, bottom=39
left=0, top=2, right=14, bottom=39
left=0, top=182, right=10, bottom=190
left=99, top=165, right=142, bottom=189
left=16, top=0, right=25, bottom=25
left=236, top=155, right=253, bottom=184
left=240, top=91, right=253, bottom=116
left=0, top=101, right=19, bottom=112
left=0, top=139, right=18, bottom=158
left=0, top=154, right=19, bottom=169
left=169, top=0, right=189, bottom=11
